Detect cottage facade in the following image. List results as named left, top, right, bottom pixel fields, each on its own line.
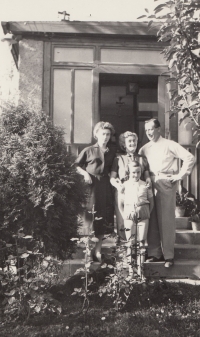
left=1, top=20, right=199, bottom=199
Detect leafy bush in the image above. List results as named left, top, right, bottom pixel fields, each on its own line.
left=0, top=103, right=86, bottom=259
left=0, top=229, right=63, bottom=322
left=140, top=1, right=200, bottom=144
left=0, top=103, right=86, bottom=321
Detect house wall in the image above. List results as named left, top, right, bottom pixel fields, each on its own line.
left=18, top=39, right=43, bottom=109
left=0, top=42, right=19, bottom=112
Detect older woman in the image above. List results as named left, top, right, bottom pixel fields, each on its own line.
left=110, top=131, right=151, bottom=240
left=75, top=121, right=116, bottom=262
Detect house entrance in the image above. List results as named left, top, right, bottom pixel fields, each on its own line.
left=99, top=74, right=158, bottom=151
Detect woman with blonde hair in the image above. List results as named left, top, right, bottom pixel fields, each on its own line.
left=110, top=131, right=151, bottom=241
left=75, top=121, right=116, bottom=262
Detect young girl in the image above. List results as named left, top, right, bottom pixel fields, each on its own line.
left=110, top=131, right=151, bottom=241
left=119, top=161, right=154, bottom=277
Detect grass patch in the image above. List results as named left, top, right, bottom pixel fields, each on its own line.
left=0, top=280, right=200, bottom=337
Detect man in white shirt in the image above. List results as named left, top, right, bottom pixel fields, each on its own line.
left=139, top=118, right=195, bottom=267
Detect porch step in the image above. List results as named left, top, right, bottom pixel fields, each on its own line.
left=59, top=259, right=101, bottom=280
left=143, top=259, right=200, bottom=279
left=175, top=217, right=191, bottom=230
left=72, top=245, right=114, bottom=259
left=66, top=220, right=200, bottom=280
left=174, top=244, right=200, bottom=259
left=175, top=230, right=200, bottom=244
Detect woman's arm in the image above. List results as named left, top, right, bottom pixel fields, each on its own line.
left=75, top=148, right=92, bottom=184
left=110, top=171, right=125, bottom=193
left=147, top=187, right=154, bottom=213
left=76, top=166, right=92, bottom=184
left=118, top=196, right=124, bottom=218
left=144, top=170, right=152, bottom=188
left=110, top=171, right=120, bottom=187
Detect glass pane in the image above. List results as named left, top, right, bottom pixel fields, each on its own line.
left=54, top=47, right=93, bottom=63
left=74, top=70, right=93, bottom=143
left=101, top=49, right=165, bottom=64
left=53, top=69, right=71, bottom=143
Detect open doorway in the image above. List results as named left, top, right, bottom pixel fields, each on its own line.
left=99, top=74, right=158, bottom=151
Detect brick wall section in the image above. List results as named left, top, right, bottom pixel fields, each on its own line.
left=18, top=39, right=43, bottom=109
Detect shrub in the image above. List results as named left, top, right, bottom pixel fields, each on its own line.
left=0, top=103, right=86, bottom=259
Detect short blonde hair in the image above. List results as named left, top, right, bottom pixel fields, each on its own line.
left=118, top=131, right=138, bottom=151
left=93, top=121, right=115, bottom=140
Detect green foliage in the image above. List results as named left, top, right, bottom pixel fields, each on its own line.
left=0, top=103, right=86, bottom=259
left=71, top=233, right=98, bottom=313
left=71, top=208, right=144, bottom=312
left=0, top=228, right=63, bottom=322
left=176, top=190, right=189, bottom=207
left=176, top=188, right=195, bottom=216
left=190, top=201, right=200, bottom=222
left=0, top=103, right=86, bottom=321
left=141, top=0, right=200, bottom=145
left=98, top=238, right=143, bottom=312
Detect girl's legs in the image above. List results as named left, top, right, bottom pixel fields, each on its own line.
left=124, top=218, right=149, bottom=277
left=115, top=190, right=126, bottom=240
left=137, top=219, right=149, bottom=277
left=94, top=234, right=104, bottom=262
left=124, top=219, right=136, bottom=276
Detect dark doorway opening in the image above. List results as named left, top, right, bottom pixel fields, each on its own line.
left=99, top=73, right=158, bottom=151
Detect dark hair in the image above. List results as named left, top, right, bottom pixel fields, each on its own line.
left=145, top=118, right=160, bottom=129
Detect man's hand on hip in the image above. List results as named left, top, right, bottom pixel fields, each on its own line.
left=167, top=174, right=181, bottom=183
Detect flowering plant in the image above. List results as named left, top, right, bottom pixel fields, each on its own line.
left=190, top=202, right=200, bottom=223
left=176, top=191, right=189, bottom=207
left=176, top=190, right=195, bottom=217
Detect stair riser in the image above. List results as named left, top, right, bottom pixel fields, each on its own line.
left=73, top=242, right=200, bottom=261
left=176, top=232, right=200, bottom=244
left=59, top=261, right=102, bottom=280
left=144, top=263, right=200, bottom=279
left=61, top=261, right=200, bottom=280
left=175, top=247, right=200, bottom=260
left=72, top=246, right=115, bottom=259
left=175, top=217, right=191, bottom=230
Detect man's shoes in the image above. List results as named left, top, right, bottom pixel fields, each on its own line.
left=164, top=259, right=174, bottom=268
left=146, top=256, right=164, bottom=263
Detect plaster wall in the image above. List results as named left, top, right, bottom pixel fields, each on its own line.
left=18, top=39, right=43, bottom=109
left=0, top=42, right=19, bottom=112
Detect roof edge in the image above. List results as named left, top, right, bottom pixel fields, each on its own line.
left=1, top=20, right=160, bottom=37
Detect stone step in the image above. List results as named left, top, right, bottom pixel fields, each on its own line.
left=143, top=259, right=200, bottom=279
left=72, top=231, right=200, bottom=259
left=59, top=259, right=101, bottom=280
left=175, top=230, right=200, bottom=244
left=174, top=244, right=200, bottom=259
left=175, top=217, right=192, bottom=230
left=61, top=258, right=200, bottom=280
left=72, top=245, right=115, bottom=259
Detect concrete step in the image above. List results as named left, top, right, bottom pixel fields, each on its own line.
left=174, top=244, right=200, bottom=259
left=59, top=259, right=101, bottom=280
left=175, top=230, right=200, bottom=244
left=143, top=259, right=200, bottom=279
left=72, top=231, right=200, bottom=260
left=61, top=258, right=200, bottom=281
left=72, top=245, right=115, bottom=259
left=175, top=217, right=192, bottom=230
